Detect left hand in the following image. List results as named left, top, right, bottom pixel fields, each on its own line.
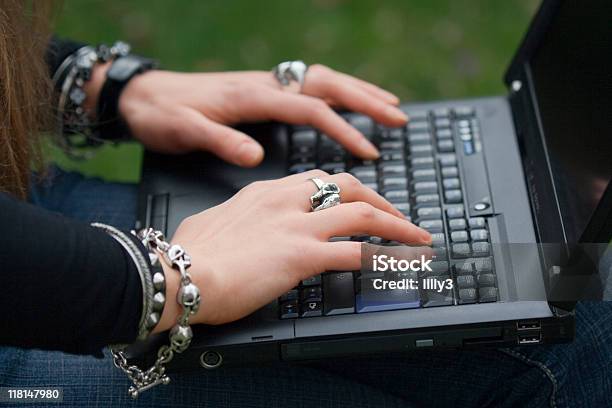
left=87, top=64, right=407, bottom=166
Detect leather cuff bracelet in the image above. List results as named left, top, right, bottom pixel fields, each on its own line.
left=96, top=54, right=157, bottom=141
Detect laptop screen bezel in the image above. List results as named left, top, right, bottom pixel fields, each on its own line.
left=503, top=0, right=611, bottom=247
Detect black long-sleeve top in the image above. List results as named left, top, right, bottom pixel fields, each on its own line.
left=0, top=37, right=144, bottom=356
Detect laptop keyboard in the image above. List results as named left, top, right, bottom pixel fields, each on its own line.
left=280, top=106, right=498, bottom=319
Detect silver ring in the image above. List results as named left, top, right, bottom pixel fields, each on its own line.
left=309, top=178, right=341, bottom=212
left=272, top=60, right=308, bottom=93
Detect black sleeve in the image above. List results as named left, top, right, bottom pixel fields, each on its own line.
left=0, top=192, right=144, bottom=356
left=46, top=35, right=86, bottom=77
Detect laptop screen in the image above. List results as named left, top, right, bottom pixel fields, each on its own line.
left=528, top=0, right=611, bottom=244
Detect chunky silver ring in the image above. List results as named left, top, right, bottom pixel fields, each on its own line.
left=272, top=60, right=308, bottom=93
left=309, top=178, right=341, bottom=212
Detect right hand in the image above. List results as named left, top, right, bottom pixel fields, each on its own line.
left=155, top=170, right=431, bottom=330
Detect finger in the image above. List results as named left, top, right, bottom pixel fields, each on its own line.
left=244, top=88, right=379, bottom=159
left=337, top=72, right=400, bottom=106
left=307, top=71, right=407, bottom=127
left=317, top=241, right=362, bottom=270
left=180, top=108, right=264, bottom=167
left=308, top=201, right=432, bottom=245
left=289, top=173, right=404, bottom=218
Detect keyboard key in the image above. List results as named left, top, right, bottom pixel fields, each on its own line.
left=406, top=110, right=428, bottom=121
left=443, top=178, right=461, bottom=190
left=408, top=133, right=432, bottom=145
left=323, top=272, right=355, bottom=315
left=412, top=168, right=436, bottom=182
left=301, top=286, right=322, bottom=302
left=301, top=300, right=323, bottom=317
left=433, top=246, right=448, bottom=260
left=394, top=203, right=411, bottom=214
left=437, top=140, right=455, bottom=152
left=292, top=130, right=317, bottom=148
left=385, top=189, right=409, bottom=202
left=289, top=162, right=316, bottom=174
left=444, top=189, right=463, bottom=203
left=446, top=205, right=465, bottom=218
left=279, top=289, right=298, bottom=302
left=408, top=121, right=429, bottom=133
left=380, top=151, right=404, bottom=161
left=470, top=229, right=489, bottom=241
left=410, top=156, right=435, bottom=169
left=380, top=141, right=403, bottom=150
left=456, top=274, right=476, bottom=289
left=451, top=230, right=469, bottom=242
left=452, top=243, right=471, bottom=258
left=422, top=276, right=454, bottom=307
left=441, top=166, right=459, bottom=178
left=478, top=287, right=498, bottom=303
left=349, top=115, right=373, bottom=136
left=409, top=145, right=434, bottom=157
left=454, top=261, right=474, bottom=275
left=433, top=108, right=450, bottom=118
left=474, top=257, right=493, bottom=273
left=415, top=194, right=440, bottom=207
left=472, top=242, right=490, bottom=257
left=438, top=153, right=457, bottom=167
left=280, top=300, right=299, bottom=318
left=448, top=218, right=467, bottom=231
left=414, top=181, right=438, bottom=194
left=381, top=164, right=406, bottom=176
left=416, top=207, right=442, bottom=221
left=430, top=233, right=446, bottom=246
left=428, top=261, right=450, bottom=275
left=453, top=106, right=475, bottom=118
left=380, top=127, right=403, bottom=141
left=436, top=128, right=453, bottom=139
left=419, top=220, right=443, bottom=233
left=435, top=118, right=451, bottom=128
left=382, top=177, right=408, bottom=189
left=458, top=288, right=477, bottom=304
left=356, top=287, right=420, bottom=313
left=468, top=217, right=486, bottom=229
left=477, top=273, right=496, bottom=287
left=302, top=275, right=321, bottom=286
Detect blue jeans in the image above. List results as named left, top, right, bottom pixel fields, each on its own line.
left=0, top=167, right=610, bottom=408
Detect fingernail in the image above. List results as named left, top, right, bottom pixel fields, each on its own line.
left=419, top=229, right=432, bottom=245
left=237, top=142, right=264, bottom=166
left=386, top=106, right=408, bottom=123
left=360, top=139, right=380, bottom=159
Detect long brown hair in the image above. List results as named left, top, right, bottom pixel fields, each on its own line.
left=0, top=0, right=52, bottom=199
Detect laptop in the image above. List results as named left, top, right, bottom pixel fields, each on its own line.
left=131, top=0, right=611, bottom=370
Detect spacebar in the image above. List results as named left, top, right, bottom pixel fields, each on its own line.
left=356, top=289, right=420, bottom=313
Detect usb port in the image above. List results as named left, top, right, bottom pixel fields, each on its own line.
left=517, top=320, right=541, bottom=331
left=517, top=333, right=542, bottom=345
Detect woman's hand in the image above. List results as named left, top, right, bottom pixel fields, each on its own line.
left=116, top=65, right=407, bottom=166
left=154, top=170, right=431, bottom=330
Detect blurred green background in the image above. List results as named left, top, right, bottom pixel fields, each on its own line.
left=51, top=0, right=539, bottom=182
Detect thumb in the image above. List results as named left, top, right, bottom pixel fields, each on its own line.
left=179, top=108, right=264, bottom=167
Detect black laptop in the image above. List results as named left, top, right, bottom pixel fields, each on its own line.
left=132, top=0, right=611, bottom=370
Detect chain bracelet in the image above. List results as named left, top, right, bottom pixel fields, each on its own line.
left=111, top=228, right=200, bottom=399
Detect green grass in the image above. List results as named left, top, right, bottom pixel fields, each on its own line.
left=51, top=0, right=539, bottom=182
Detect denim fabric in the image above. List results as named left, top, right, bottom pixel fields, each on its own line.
left=0, top=167, right=610, bottom=408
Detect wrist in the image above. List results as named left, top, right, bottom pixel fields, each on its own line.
left=82, top=61, right=111, bottom=120
left=152, top=259, right=181, bottom=333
